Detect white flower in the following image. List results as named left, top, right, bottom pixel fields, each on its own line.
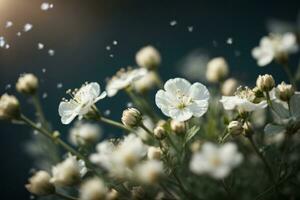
left=155, top=78, right=210, bottom=122
left=16, top=73, right=39, bottom=95
left=190, top=142, right=243, bottom=179
left=221, top=78, right=239, bottom=96
left=58, top=82, right=106, bottom=124
left=0, top=93, right=20, bottom=120
left=80, top=177, right=108, bottom=200
left=134, top=160, right=164, bottom=184
left=135, top=46, right=161, bottom=70
left=252, top=33, right=298, bottom=66
left=50, top=155, right=87, bottom=186
left=106, top=68, right=148, bottom=97
left=220, top=87, right=267, bottom=112
left=69, top=122, right=101, bottom=146
left=90, top=140, right=116, bottom=170
left=206, top=57, right=229, bottom=83
left=25, top=171, right=55, bottom=196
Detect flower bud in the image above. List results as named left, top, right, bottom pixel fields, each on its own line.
left=147, top=146, right=162, bottom=160
left=0, top=93, right=21, bottom=120
left=276, top=82, right=295, bottom=102
left=221, top=78, right=238, bottom=96
left=121, top=108, right=142, bottom=128
left=206, top=57, right=229, bottom=83
left=170, top=120, right=185, bottom=134
left=80, top=177, right=108, bottom=200
left=153, top=126, right=166, bottom=140
left=190, top=140, right=203, bottom=152
left=256, top=74, right=275, bottom=92
left=228, top=121, right=244, bottom=136
left=242, top=122, right=254, bottom=137
left=135, top=46, right=161, bottom=70
left=16, top=73, right=39, bottom=95
left=25, top=171, right=55, bottom=196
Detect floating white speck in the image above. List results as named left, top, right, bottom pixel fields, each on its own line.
left=38, top=43, right=44, bottom=50
left=226, top=37, right=233, bottom=45
left=17, top=32, right=22, bottom=37
left=188, top=26, right=194, bottom=32
left=48, top=49, right=55, bottom=56
left=57, top=83, right=63, bottom=89
left=42, top=92, right=48, bottom=99
left=113, top=40, right=118, bottom=45
left=0, top=37, right=5, bottom=47
left=104, top=109, right=111, bottom=116
left=24, top=23, right=33, bottom=32
left=5, top=44, right=10, bottom=49
left=127, top=102, right=133, bottom=107
left=41, top=3, right=53, bottom=11
left=5, top=84, right=11, bottom=90
left=109, top=54, right=114, bottom=58
left=5, top=21, right=13, bottom=28
left=42, top=68, right=47, bottom=73
left=106, top=46, right=111, bottom=50
left=170, top=20, right=177, bottom=26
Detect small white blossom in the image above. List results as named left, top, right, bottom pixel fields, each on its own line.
left=25, top=171, right=55, bottom=196
left=190, top=142, right=243, bottom=179
left=155, top=78, right=210, bottom=122
left=80, top=177, right=108, bottom=200
left=106, top=68, right=147, bottom=97
left=252, top=33, right=298, bottom=66
left=220, top=87, right=267, bottom=112
left=59, top=82, right=106, bottom=124
left=134, top=160, right=164, bottom=184
left=51, top=155, right=87, bottom=186
left=69, top=122, right=101, bottom=146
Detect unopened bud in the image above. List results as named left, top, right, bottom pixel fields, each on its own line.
left=0, top=93, right=21, bottom=120
left=276, top=82, right=294, bottom=102
left=25, top=171, right=55, bottom=196
left=121, top=108, right=142, bottom=128
left=147, top=146, right=162, bottom=160
left=136, top=46, right=161, bottom=70
left=16, top=73, right=39, bottom=95
left=256, top=74, right=275, bottom=92
left=206, top=57, right=229, bottom=83
left=153, top=126, right=166, bottom=140
left=228, top=121, right=244, bottom=136
left=170, top=120, right=185, bottom=134
left=221, top=78, right=238, bottom=96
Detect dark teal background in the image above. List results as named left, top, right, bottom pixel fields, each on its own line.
left=0, top=0, right=300, bottom=199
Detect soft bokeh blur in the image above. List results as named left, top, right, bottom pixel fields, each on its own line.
left=0, top=0, right=299, bottom=199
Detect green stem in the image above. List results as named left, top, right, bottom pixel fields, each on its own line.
left=55, top=192, right=78, bottom=200
left=265, top=92, right=273, bottom=108
left=140, top=123, right=153, bottom=136
left=99, top=116, right=133, bottom=132
left=282, top=63, right=297, bottom=90
left=32, top=94, right=48, bottom=127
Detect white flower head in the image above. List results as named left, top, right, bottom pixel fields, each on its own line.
left=134, top=160, right=164, bottom=184
left=135, top=45, right=161, bottom=70
left=58, top=82, right=106, bottom=124
left=80, top=177, right=108, bottom=200
left=155, top=78, right=210, bottom=122
left=206, top=57, right=229, bottom=83
left=220, top=87, right=267, bottom=112
left=51, top=155, right=87, bottom=186
left=69, top=122, right=101, bottom=146
left=252, top=32, right=298, bottom=66
left=106, top=67, right=148, bottom=97
left=190, top=142, right=243, bottom=179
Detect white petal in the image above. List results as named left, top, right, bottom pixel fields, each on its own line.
left=94, top=91, right=107, bottom=102
left=89, top=82, right=100, bottom=98
left=155, top=90, right=175, bottom=117
left=169, top=108, right=193, bottom=122
left=282, top=32, right=298, bottom=52
left=164, top=78, right=191, bottom=96
left=220, top=96, right=240, bottom=110
left=189, top=82, right=210, bottom=101
left=61, top=114, right=78, bottom=125
left=188, top=100, right=209, bottom=117
left=58, top=100, right=78, bottom=116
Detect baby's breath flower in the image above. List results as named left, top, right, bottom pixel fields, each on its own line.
left=221, top=78, right=239, bottom=96
left=134, top=160, right=164, bottom=184
left=155, top=78, right=210, bottom=122
left=135, top=45, right=161, bottom=70
left=0, top=93, right=21, bottom=120
left=69, top=122, right=101, bottom=146
left=106, top=67, right=148, bottom=97
left=25, top=171, right=55, bottom=196
left=50, top=155, right=87, bottom=186
left=252, top=33, right=298, bottom=66
left=276, top=81, right=295, bottom=101
left=206, top=57, right=229, bottom=83
left=80, top=177, right=108, bottom=200
left=190, top=142, right=243, bottom=179
left=16, top=73, right=38, bottom=95
left=121, top=108, right=142, bottom=128
left=256, top=74, right=275, bottom=92
left=58, top=82, right=106, bottom=124
left=147, top=146, right=162, bottom=160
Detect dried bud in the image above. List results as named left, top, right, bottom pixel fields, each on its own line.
left=121, top=108, right=142, bottom=128
left=170, top=120, right=185, bottom=134
left=0, top=93, right=21, bottom=120
left=147, top=146, right=162, bottom=160
left=16, top=73, right=39, bottom=95
left=276, top=82, right=295, bottom=102
left=256, top=74, right=275, bottom=92
left=136, top=46, right=161, bottom=70
left=106, top=189, right=119, bottom=200
left=228, top=121, right=244, bottom=136
left=25, top=171, right=55, bottom=196
left=206, top=57, right=229, bottom=83
left=221, top=78, right=238, bottom=96
left=153, top=126, right=166, bottom=140
left=80, top=177, right=108, bottom=200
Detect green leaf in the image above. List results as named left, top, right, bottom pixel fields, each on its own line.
left=185, top=126, right=200, bottom=143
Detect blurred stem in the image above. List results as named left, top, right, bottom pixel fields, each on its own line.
left=55, top=192, right=78, bottom=200
left=265, top=91, right=273, bottom=108
left=172, top=172, right=201, bottom=200
left=281, top=62, right=297, bottom=90
left=154, top=70, right=164, bottom=89
left=140, top=122, right=154, bottom=137
left=99, top=116, right=133, bottom=132
left=32, top=93, right=48, bottom=128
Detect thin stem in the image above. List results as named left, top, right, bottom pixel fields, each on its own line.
left=99, top=116, right=133, bottom=132
left=221, top=179, right=235, bottom=200
left=248, top=136, right=275, bottom=185
left=55, top=192, right=78, bottom=200
left=32, top=94, right=48, bottom=127
left=140, top=123, right=153, bottom=136
left=265, top=91, right=273, bottom=108
left=282, top=63, right=297, bottom=90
